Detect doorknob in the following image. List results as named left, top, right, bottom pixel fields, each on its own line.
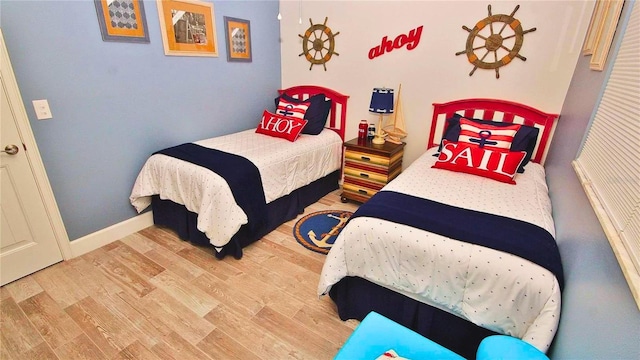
left=1, top=145, right=19, bottom=155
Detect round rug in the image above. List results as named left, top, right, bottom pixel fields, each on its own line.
left=293, top=210, right=353, bottom=254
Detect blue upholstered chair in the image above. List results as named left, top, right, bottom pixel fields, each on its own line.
left=334, top=311, right=464, bottom=360
left=335, top=312, right=550, bottom=360
left=476, top=335, right=550, bottom=360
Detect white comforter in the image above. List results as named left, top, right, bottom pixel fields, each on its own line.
left=318, top=148, right=561, bottom=352
left=130, top=129, right=342, bottom=249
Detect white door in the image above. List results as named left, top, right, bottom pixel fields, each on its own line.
left=0, top=33, right=63, bottom=286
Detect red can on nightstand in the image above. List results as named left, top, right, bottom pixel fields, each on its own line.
left=358, top=120, right=368, bottom=141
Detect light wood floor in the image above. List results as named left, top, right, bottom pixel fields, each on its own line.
left=1, top=190, right=361, bottom=360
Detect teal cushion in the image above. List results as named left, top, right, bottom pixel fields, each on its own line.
left=334, top=311, right=464, bottom=360
left=476, top=335, right=549, bottom=360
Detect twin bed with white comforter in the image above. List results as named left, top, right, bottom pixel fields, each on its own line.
left=130, top=85, right=348, bottom=258
left=319, top=98, right=563, bottom=359
left=130, top=128, right=341, bottom=248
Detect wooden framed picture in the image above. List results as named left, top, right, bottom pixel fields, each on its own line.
left=582, top=0, right=608, bottom=55
left=157, top=0, right=218, bottom=57
left=582, top=0, right=624, bottom=71
left=589, top=0, right=624, bottom=71
left=94, top=0, right=150, bottom=43
left=224, top=17, right=252, bottom=62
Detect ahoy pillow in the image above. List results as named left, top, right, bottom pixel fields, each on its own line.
left=256, top=110, right=308, bottom=142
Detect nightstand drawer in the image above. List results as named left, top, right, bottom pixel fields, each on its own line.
left=344, top=160, right=388, bottom=174
left=342, top=184, right=379, bottom=199
left=343, top=175, right=386, bottom=191
left=344, top=163, right=402, bottom=183
left=344, top=149, right=391, bottom=166
left=344, top=168, right=387, bottom=183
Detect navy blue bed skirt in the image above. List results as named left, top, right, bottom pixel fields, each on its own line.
left=329, top=276, right=498, bottom=360
left=151, top=170, right=340, bottom=259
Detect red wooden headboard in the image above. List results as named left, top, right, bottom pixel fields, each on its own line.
left=278, top=85, right=349, bottom=141
left=428, top=99, right=559, bottom=165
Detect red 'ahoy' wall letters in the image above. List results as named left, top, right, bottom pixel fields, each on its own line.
left=368, top=26, right=424, bottom=60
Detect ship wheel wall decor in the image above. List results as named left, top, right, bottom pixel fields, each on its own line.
left=298, top=17, right=340, bottom=71
left=455, top=5, right=536, bottom=79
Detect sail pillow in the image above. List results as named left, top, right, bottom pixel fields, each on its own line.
left=433, top=140, right=526, bottom=184
left=438, top=114, right=539, bottom=173
left=256, top=110, right=308, bottom=142
left=275, top=94, right=332, bottom=135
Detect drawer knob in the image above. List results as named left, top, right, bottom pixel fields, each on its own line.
left=358, top=189, right=368, bottom=194
left=360, top=156, right=370, bottom=161
left=360, top=173, right=369, bottom=178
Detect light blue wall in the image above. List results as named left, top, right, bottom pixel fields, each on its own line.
left=0, top=0, right=281, bottom=240
left=544, top=1, right=640, bottom=358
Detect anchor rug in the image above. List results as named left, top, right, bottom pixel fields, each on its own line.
left=293, top=210, right=353, bottom=254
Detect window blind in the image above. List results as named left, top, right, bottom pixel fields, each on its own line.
left=573, top=2, right=639, bottom=309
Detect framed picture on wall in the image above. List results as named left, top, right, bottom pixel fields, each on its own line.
left=224, top=17, right=252, bottom=62
left=94, top=0, right=150, bottom=43
left=157, top=0, right=218, bottom=57
left=582, top=0, right=624, bottom=71
left=582, top=0, right=607, bottom=55
left=589, top=0, right=624, bottom=71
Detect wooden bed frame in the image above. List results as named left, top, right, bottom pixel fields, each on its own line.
left=151, top=85, right=349, bottom=259
left=328, top=98, right=560, bottom=359
left=428, top=99, right=559, bottom=165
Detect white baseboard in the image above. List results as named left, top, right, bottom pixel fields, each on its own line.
left=70, top=212, right=154, bottom=257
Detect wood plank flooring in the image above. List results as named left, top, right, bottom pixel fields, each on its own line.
left=1, top=190, right=360, bottom=360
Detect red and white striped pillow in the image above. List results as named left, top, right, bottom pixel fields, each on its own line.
left=275, top=98, right=310, bottom=120
left=458, top=118, right=521, bottom=151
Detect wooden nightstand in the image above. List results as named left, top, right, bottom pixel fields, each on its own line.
left=341, top=138, right=405, bottom=203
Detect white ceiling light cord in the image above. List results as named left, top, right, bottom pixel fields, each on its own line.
left=277, top=1, right=301, bottom=23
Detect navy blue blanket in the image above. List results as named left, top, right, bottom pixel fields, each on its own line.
left=351, top=191, right=564, bottom=290
left=154, top=143, right=267, bottom=245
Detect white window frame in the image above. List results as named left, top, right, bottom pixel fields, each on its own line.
left=573, top=1, right=640, bottom=310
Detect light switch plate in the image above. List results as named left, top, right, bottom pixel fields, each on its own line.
left=32, top=99, right=53, bottom=120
